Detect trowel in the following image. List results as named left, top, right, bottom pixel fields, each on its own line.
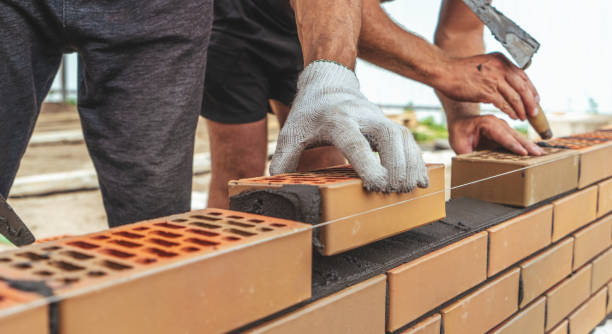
left=463, top=0, right=553, bottom=139
left=0, top=194, right=35, bottom=246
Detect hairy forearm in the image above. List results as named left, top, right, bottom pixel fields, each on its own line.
left=434, top=0, right=485, bottom=122
left=358, top=0, right=450, bottom=87
left=291, top=0, right=362, bottom=69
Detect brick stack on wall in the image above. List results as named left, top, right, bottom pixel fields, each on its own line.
left=0, top=129, right=611, bottom=334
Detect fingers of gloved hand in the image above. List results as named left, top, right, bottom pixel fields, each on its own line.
left=331, top=123, right=387, bottom=192
left=269, top=129, right=307, bottom=175
left=402, top=128, right=430, bottom=191
left=479, top=118, right=528, bottom=156
left=361, top=122, right=407, bottom=192
left=498, top=81, right=527, bottom=121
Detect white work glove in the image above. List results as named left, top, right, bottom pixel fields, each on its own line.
left=270, top=60, right=429, bottom=192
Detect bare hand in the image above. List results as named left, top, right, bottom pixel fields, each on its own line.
left=438, top=52, right=539, bottom=121
left=448, top=115, right=543, bottom=156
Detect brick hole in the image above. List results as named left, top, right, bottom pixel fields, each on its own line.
left=227, top=221, right=255, bottom=228
left=150, top=230, right=182, bottom=238
left=112, top=231, right=145, bottom=239
left=58, top=277, right=80, bottom=285
left=87, top=271, right=106, bottom=277
left=186, top=228, right=219, bottom=237
left=144, top=247, right=178, bottom=258
left=108, top=239, right=142, bottom=248
left=34, top=270, right=54, bottom=277
left=0, top=258, right=11, bottom=262
left=224, top=236, right=241, bottom=241
left=68, top=241, right=100, bottom=250
left=135, top=258, right=157, bottom=265
left=258, top=227, right=274, bottom=232
left=99, top=248, right=135, bottom=259
left=147, top=238, right=179, bottom=248
left=100, top=260, right=132, bottom=271
left=132, top=226, right=150, bottom=231
left=207, top=212, right=223, bottom=216
left=13, top=262, right=32, bottom=269
left=247, top=219, right=264, bottom=223
left=48, top=260, right=85, bottom=272
left=270, top=223, right=286, bottom=228
left=91, top=235, right=110, bottom=240
left=181, top=247, right=200, bottom=252
left=16, top=252, right=49, bottom=261
left=170, top=218, right=188, bottom=223
left=42, top=246, right=61, bottom=251
left=61, top=250, right=95, bottom=260
left=190, top=222, right=222, bottom=230
left=153, top=222, right=185, bottom=230
left=225, top=228, right=256, bottom=237
left=185, top=238, right=219, bottom=247
left=190, top=215, right=221, bottom=221
left=226, top=215, right=244, bottom=219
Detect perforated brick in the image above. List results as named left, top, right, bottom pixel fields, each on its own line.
left=545, top=264, right=592, bottom=331
left=568, top=287, right=607, bottom=334
left=451, top=148, right=578, bottom=207
left=0, top=280, right=48, bottom=334
left=591, top=247, right=612, bottom=294
left=387, top=232, right=488, bottom=331
left=597, top=178, right=612, bottom=217
left=487, top=205, right=552, bottom=277
left=572, top=215, right=612, bottom=270
left=547, top=320, right=568, bottom=334
left=552, top=186, right=598, bottom=242
left=0, top=209, right=312, bottom=334
left=229, top=164, right=446, bottom=255
left=488, top=296, right=545, bottom=334
left=400, top=314, right=441, bottom=334
left=545, top=136, right=612, bottom=188
left=441, top=267, right=519, bottom=334
left=520, top=238, right=574, bottom=308
left=246, top=275, right=386, bottom=334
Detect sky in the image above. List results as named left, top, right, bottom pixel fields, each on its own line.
left=356, top=0, right=612, bottom=114
left=50, top=0, right=612, bottom=114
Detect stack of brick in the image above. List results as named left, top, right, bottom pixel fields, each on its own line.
left=0, top=129, right=611, bottom=333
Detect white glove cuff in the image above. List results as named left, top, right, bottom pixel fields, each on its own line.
left=297, top=60, right=360, bottom=91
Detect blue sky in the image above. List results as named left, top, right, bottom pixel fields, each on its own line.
left=357, top=0, right=612, bottom=114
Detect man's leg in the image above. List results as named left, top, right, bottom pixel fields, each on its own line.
left=206, top=118, right=268, bottom=209
left=71, top=0, right=212, bottom=227
left=0, top=1, right=64, bottom=197
left=270, top=100, right=346, bottom=171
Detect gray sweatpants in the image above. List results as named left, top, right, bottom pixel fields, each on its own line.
left=0, top=1, right=212, bottom=227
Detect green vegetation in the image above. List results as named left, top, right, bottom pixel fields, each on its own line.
left=587, top=97, right=599, bottom=115
left=513, top=124, right=528, bottom=135
left=412, top=116, right=448, bottom=142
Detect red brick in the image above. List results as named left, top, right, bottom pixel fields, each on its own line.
left=591, top=247, right=612, bottom=293
left=608, top=282, right=612, bottom=314
left=545, top=137, right=612, bottom=188
left=488, top=296, right=546, bottom=334
left=387, top=232, right=487, bottom=331
left=545, top=264, right=592, bottom=331
left=597, top=178, right=612, bottom=217
left=572, top=215, right=612, bottom=270
left=246, top=275, right=386, bottom=334
left=568, top=287, right=607, bottom=334
left=0, top=280, right=48, bottom=334
left=0, top=209, right=312, bottom=334
left=441, top=267, right=519, bottom=334
left=229, top=164, right=446, bottom=255
left=520, top=238, right=574, bottom=307
left=487, top=205, right=552, bottom=276
left=547, top=320, right=568, bottom=334
left=451, top=148, right=578, bottom=207
left=400, top=314, right=441, bottom=334
left=552, top=186, right=598, bottom=242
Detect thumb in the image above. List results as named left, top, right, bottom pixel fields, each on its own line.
left=270, top=141, right=305, bottom=175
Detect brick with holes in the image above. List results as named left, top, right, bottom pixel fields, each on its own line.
left=0, top=279, right=49, bottom=334
left=0, top=209, right=312, bottom=334
left=451, top=148, right=578, bottom=207
left=544, top=135, right=612, bottom=188
left=228, top=164, right=445, bottom=255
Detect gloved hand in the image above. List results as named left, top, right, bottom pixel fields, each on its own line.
left=270, top=60, right=429, bottom=192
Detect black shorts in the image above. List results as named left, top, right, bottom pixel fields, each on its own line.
left=202, top=0, right=303, bottom=124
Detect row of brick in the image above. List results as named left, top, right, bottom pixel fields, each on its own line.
left=242, top=176, right=612, bottom=333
